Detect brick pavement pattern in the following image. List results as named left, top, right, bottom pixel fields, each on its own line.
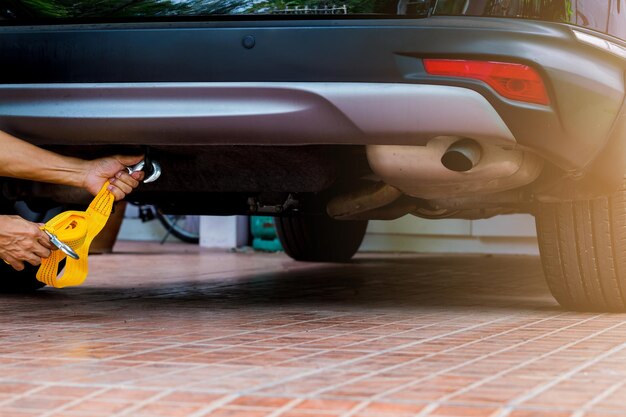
left=0, top=241, right=624, bottom=417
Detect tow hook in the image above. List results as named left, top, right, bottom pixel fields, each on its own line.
left=127, top=159, right=162, bottom=183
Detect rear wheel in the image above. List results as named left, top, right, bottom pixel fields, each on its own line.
left=276, top=214, right=367, bottom=262
left=535, top=184, right=626, bottom=311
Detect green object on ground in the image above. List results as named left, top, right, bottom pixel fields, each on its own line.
left=252, top=237, right=283, bottom=252
left=251, top=216, right=283, bottom=252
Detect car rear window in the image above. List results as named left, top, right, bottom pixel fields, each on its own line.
left=430, top=0, right=625, bottom=41
left=1, top=0, right=624, bottom=40
left=0, top=0, right=395, bottom=19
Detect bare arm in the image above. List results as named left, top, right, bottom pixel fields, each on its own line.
left=0, top=130, right=144, bottom=200
left=0, top=130, right=90, bottom=188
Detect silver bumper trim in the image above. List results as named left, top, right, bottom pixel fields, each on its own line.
left=0, top=82, right=515, bottom=146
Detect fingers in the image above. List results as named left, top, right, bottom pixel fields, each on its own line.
left=38, top=235, right=54, bottom=251
left=1, top=226, right=49, bottom=270
left=35, top=226, right=54, bottom=251
left=3, top=256, right=24, bottom=272
left=23, top=251, right=45, bottom=267
left=109, top=173, right=134, bottom=200
left=118, top=171, right=140, bottom=189
left=108, top=168, right=144, bottom=201
left=4, top=251, right=44, bottom=269
left=107, top=185, right=126, bottom=201
left=0, top=217, right=56, bottom=271
left=131, top=170, right=145, bottom=182
left=31, top=243, right=52, bottom=261
left=22, top=228, right=51, bottom=266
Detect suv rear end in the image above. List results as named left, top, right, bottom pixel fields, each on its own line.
left=0, top=0, right=625, bottom=311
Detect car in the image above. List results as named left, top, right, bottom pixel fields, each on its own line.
left=0, top=0, right=624, bottom=311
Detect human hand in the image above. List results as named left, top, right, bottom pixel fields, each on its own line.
left=83, top=155, right=146, bottom=201
left=0, top=216, right=53, bottom=271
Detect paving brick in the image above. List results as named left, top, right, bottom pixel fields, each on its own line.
left=0, top=242, right=621, bottom=416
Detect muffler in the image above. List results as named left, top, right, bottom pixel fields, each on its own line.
left=366, top=136, right=543, bottom=200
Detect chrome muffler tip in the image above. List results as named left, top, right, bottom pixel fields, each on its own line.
left=441, top=138, right=482, bottom=172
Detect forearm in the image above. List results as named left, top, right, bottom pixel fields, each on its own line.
left=0, top=130, right=88, bottom=188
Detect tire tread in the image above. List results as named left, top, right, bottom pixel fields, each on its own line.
left=537, top=183, right=626, bottom=311
left=276, top=215, right=367, bottom=262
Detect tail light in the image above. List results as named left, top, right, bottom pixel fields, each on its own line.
left=423, top=59, right=550, bottom=106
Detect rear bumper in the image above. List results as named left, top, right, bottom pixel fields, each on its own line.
left=0, top=82, right=515, bottom=147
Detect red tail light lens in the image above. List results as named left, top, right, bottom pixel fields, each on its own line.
left=423, top=59, right=550, bottom=106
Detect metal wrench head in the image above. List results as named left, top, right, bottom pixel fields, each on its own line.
left=44, top=230, right=80, bottom=260
left=126, top=160, right=161, bottom=183
left=126, top=160, right=145, bottom=175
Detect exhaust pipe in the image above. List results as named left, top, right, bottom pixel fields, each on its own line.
left=441, top=139, right=482, bottom=172
left=327, top=182, right=402, bottom=219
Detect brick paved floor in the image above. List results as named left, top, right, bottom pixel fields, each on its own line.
left=0, top=241, right=624, bottom=417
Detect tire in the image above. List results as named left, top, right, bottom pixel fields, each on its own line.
left=536, top=187, right=626, bottom=311
left=155, top=210, right=200, bottom=244
left=275, top=214, right=367, bottom=262
left=0, top=263, right=46, bottom=292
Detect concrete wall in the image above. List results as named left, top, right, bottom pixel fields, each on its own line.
left=361, top=214, right=538, bottom=255
left=119, top=205, right=539, bottom=255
